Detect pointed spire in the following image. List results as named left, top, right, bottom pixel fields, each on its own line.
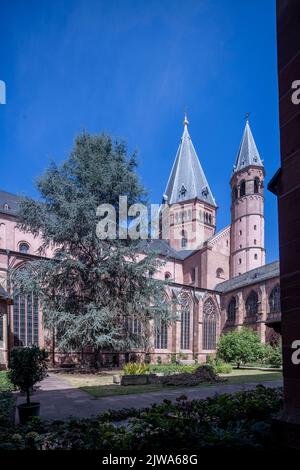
left=183, top=112, right=189, bottom=127
left=163, top=115, right=216, bottom=206
left=233, top=118, right=263, bottom=174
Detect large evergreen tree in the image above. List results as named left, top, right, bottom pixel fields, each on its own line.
left=13, top=133, right=172, bottom=360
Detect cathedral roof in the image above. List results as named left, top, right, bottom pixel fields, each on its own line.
left=163, top=115, right=216, bottom=207
left=233, top=119, right=263, bottom=175
left=0, top=190, right=21, bottom=215
left=215, top=261, right=279, bottom=293
left=140, top=239, right=196, bottom=261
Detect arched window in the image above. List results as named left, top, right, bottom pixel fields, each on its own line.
left=269, top=285, right=280, bottom=313
left=180, top=293, right=190, bottom=350
left=19, top=243, right=30, bottom=254
left=155, top=319, right=168, bottom=349
left=3, top=203, right=9, bottom=210
left=254, top=177, right=260, bottom=194
left=227, top=297, right=236, bottom=322
left=13, top=290, right=39, bottom=346
left=203, top=298, right=217, bottom=350
left=164, top=272, right=171, bottom=280
left=216, top=268, right=224, bottom=279
left=240, top=181, right=246, bottom=197
left=245, top=291, right=258, bottom=317
left=181, top=230, right=187, bottom=249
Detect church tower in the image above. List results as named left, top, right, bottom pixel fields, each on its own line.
left=162, top=115, right=217, bottom=251
left=229, top=118, right=265, bottom=278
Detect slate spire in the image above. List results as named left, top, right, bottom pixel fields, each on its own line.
left=233, top=118, right=264, bottom=174
left=163, top=115, right=216, bottom=207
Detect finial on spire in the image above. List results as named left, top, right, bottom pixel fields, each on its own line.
left=183, top=112, right=189, bottom=127
left=245, top=112, right=250, bottom=123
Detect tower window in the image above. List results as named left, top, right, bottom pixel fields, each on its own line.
left=181, top=230, right=187, bottom=249
left=240, top=181, right=246, bottom=197
left=164, top=272, right=172, bottom=280
left=239, top=258, right=242, bottom=264
left=254, top=225, right=257, bottom=230
left=179, top=185, right=187, bottom=199
left=254, top=178, right=260, bottom=194
left=191, top=268, right=196, bottom=283
left=254, top=254, right=258, bottom=260
left=254, top=239, right=257, bottom=245
left=239, top=244, right=242, bottom=249
left=216, top=268, right=224, bottom=279
left=239, top=230, right=242, bottom=236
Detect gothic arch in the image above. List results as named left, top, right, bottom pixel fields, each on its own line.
left=227, top=296, right=237, bottom=322
left=202, top=297, right=218, bottom=350
left=178, top=290, right=192, bottom=350
left=245, top=290, right=258, bottom=318
left=269, top=284, right=280, bottom=314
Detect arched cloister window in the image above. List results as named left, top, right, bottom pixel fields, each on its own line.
left=245, top=291, right=258, bottom=317
left=227, top=297, right=236, bottom=322
left=181, top=230, right=187, bottom=249
left=179, top=293, right=190, bottom=350
left=155, top=319, right=168, bottom=349
left=19, top=242, right=30, bottom=254
left=202, top=298, right=217, bottom=350
left=13, top=290, right=39, bottom=346
left=269, top=285, right=280, bottom=313
left=254, top=177, right=260, bottom=194
left=240, top=181, right=246, bottom=197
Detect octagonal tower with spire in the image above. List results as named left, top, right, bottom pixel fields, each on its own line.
left=229, top=118, right=265, bottom=278
left=162, top=115, right=217, bottom=251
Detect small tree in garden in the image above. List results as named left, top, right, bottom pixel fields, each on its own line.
left=8, top=347, right=48, bottom=405
left=217, top=328, right=263, bottom=368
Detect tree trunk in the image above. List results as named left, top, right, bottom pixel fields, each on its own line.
left=26, top=388, right=30, bottom=406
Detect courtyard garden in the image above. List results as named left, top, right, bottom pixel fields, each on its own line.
left=54, top=365, right=282, bottom=398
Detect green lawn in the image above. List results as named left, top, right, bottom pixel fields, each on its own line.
left=59, top=368, right=282, bottom=398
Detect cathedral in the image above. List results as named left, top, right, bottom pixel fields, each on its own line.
left=0, top=116, right=281, bottom=367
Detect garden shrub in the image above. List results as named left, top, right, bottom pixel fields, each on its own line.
left=170, top=354, right=177, bottom=364
left=0, top=386, right=283, bottom=450
left=157, top=365, right=220, bottom=386
left=8, top=346, right=48, bottom=405
left=178, top=352, right=188, bottom=360
left=217, top=328, right=263, bottom=367
left=0, top=392, right=16, bottom=427
left=122, top=362, right=149, bottom=375
left=0, top=371, right=14, bottom=392
left=148, top=364, right=197, bottom=375
left=261, top=345, right=282, bottom=368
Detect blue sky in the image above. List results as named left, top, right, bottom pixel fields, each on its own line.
left=0, top=0, right=279, bottom=261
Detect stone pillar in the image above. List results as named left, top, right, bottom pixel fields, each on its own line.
left=270, top=0, right=300, bottom=448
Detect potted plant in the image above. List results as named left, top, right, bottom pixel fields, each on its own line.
left=8, top=346, right=48, bottom=424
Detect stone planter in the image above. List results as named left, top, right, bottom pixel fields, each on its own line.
left=120, top=374, right=149, bottom=386
left=178, top=359, right=196, bottom=365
